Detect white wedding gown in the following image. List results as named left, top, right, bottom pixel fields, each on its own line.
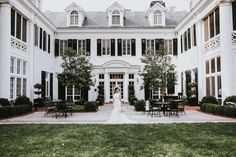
left=107, top=93, right=137, bottom=124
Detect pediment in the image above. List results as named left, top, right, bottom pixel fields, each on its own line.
left=106, top=2, right=126, bottom=16
left=64, top=2, right=86, bottom=17
left=102, top=60, right=130, bottom=68
left=146, top=2, right=167, bottom=18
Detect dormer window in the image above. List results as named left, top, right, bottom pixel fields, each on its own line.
left=70, top=10, right=79, bottom=26
left=154, top=10, right=162, bottom=25
left=112, top=10, right=120, bottom=25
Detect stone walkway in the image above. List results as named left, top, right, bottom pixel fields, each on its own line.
left=0, top=104, right=235, bottom=124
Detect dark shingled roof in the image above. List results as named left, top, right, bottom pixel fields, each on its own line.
left=44, top=10, right=187, bottom=29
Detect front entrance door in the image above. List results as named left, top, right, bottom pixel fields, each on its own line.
left=109, top=74, right=124, bottom=99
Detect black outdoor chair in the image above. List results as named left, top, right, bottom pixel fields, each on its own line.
left=55, top=101, right=67, bottom=118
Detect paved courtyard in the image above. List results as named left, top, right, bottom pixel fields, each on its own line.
left=0, top=104, right=235, bottom=124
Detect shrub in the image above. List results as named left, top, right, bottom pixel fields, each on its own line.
left=187, top=97, right=199, bottom=106
left=0, top=105, right=32, bottom=118
left=134, top=100, right=145, bottom=111
left=75, top=100, right=86, bottom=106
left=33, top=98, right=44, bottom=107
left=0, top=98, right=11, bottom=107
left=223, top=96, right=236, bottom=107
left=14, top=96, right=32, bottom=106
left=84, top=101, right=98, bottom=112
left=129, top=96, right=138, bottom=106
left=201, top=103, right=236, bottom=117
left=200, top=96, right=218, bottom=105
left=96, top=95, right=104, bottom=106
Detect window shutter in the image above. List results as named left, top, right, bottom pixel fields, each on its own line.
left=73, top=39, right=77, bottom=51
left=39, top=28, right=43, bottom=49
left=41, top=71, right=46, bottom=99
left=193, top=24, right=197, bottom=46
left=48, top=34, right=51, bottom=53
left=50, top=73, right=53, bottom=99
left=86, top=39, right=91, bottom=56
left=160, top=39, right=164, bottom=52
left=131, top=39, right=136, bottom=56
left=141, top=39, right=146, bottom=56
left=97, top=39, right=101, bottom=56
left=58, top=75, right=65, bottom=100
left=155, top=39, right=159, bottom=53
left=181, top=35, right=183, bottom=53
left=173, top=38, right=178, bottom=56
left=43, top=31, right=47, bottom=51
left=55, top=39, right=59, bottom=57
left=68, top=39, right=73, bottom=49
left=118, top=39, right=122, bottom=56
left=111, top=39, right=115, bottom=56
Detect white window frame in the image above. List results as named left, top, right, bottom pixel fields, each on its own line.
left=122, top=39, right=131, bottom=55
left=66, top=86, right=81, bottom=102
left=146, top=39, right=155, bottom=51
left=101, top=39, right=111, bottom=55
left=154, top=10, right=162, bottom=26
left=112, top=10, right=120, bottom=25
left=70, top=10, right=79, bottom=26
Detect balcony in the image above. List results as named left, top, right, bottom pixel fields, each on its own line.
left=204, top=34, right=220, bottom=50
left=11, top=36, right=28, bottom=52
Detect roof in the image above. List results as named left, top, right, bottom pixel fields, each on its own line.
left=44, top=10, right=187, bottom=29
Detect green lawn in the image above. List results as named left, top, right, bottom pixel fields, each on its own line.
left=0, top=123, right=236, bottom=157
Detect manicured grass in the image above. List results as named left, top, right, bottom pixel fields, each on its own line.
left=0, top=123, right=236, bottom=157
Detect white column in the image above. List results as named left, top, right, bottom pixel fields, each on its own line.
left=0, top=3, right=11, bottom=99
left=123, top=72, right=129, bottom=102
left=191, top=70, right=195, bottom=83
left=183, top=72, right=186, bottom=96
left=220, top=1, right=233, bottom=101
left=28, top=19, right=34, bottom=100
left=104, top=72, right=110, bottom=102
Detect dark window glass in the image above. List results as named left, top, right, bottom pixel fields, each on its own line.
left=34, top=25, right=38, bottom=46
left=233, top=2, right=236, bottom=30
left=206, top=60, right=210, bottom=74
left=16, top=13, right=21, bottom=40
left=184, top=31, right=187, bottom=51
left=215, top=8, right=220, bottom=35
left=22, top=17, right=27, bottom=42
left=217, top=57, right=221, bottom=72
left=211, top=58, right=215, bottom=73
left=209, top=12, right=215, bottom=38
left=206, top=77, right=210, bottom=96
left=11, top=9, right=15, bottom=36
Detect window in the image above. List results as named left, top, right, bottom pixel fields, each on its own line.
left=129, top=74, right=134, bottom=80
left=22, top=17, right=27, bottom=42
left=188, top=28, right=191, bottom=49
left=217, top=57, right=221, bottom=72
left=78, top=40, right=89, bottom=55
left=39, top=28, right=43, bottom=49
left=146, top=39, right=155, bottom=51
left=70, top=10, right=79, bottom=26
left=16, top=13, right=21, bottom=40
left=66, top=86, right=73, bottom=101
left=154, top=10, right=162, bottom=25
left=59, top=40, right=68, bottom=56
left=99, top=74, right=104, bottom=80
left=204, top=8, right=220, bottom=42
left=10, top=77, right=15, bottom=99
left=205, top=60, right=210, bottom=74
left=233, top=2, right=236, bottom=30
left=211, top=58, right=215, bottom=73
left=184, top=31, right=187, bottom=51
left=66, top=86, right=81, bottom=101
left=11, top=9, right=15, bottom=36
left=122, top=39, right=131, bottom=55
left=217, top=76, right=222, bottom=98
left=34, top=25, right=38, bottom=46
left=110, top=74, right=123, bottom=79
left=206, top=77, right=210, bottom=96
left=16, top=78, right=21, bottom=97
left=17, top=59, right=21, bottom=74
left=23, top=61, right=26, bottom=75
left=23, top=79, right=27, bottom=96
left=112, top=10, right=120, bottom=25
left=10, top=57, right=14, bottom=73
left=193, top=24, right=197, bottom=46
left=101, top=39, right=111, bottom=55
left=164, top=40, right=173, bottom=55
left=43, top=31, right=47, bottom=51
left=74, top=87, right=81, bottom=100
left=48, top=34, right=51, bottom=53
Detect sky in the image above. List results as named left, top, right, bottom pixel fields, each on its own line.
left=42, top=0, right=190, bottom=12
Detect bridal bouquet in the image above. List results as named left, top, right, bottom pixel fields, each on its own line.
left=120, top=106, right=126, bottom=112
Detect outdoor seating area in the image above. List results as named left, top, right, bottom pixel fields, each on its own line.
left=143, top=99, right=186, bottom=118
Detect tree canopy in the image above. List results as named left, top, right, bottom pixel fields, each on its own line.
left=58, top=48, right=94, bottom=90
left=140, top=49, right=177, bottom=99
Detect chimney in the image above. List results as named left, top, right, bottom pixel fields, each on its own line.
left=150, top=1, right=166, bottom=8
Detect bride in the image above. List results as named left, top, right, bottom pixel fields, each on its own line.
left=107, top=87, right=137, bottom=124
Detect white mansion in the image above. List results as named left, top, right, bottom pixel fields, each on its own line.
left=0, top=0, right=235, bottom=103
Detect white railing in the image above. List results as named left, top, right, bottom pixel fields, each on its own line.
left=204, top=34, right=220, bottom=50
left=232, top=31, right=236, bottom=43
left=11, top=36, right=28, bottom=52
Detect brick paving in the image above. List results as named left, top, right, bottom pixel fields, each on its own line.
left=0, top=104, right=235, bottom=124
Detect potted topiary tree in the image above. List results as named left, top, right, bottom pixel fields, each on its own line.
left=34, top=83, right=43, bottom=111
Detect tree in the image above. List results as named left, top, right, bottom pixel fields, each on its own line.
left=139, top=49, right=177, bottom=101
left=34, top=83, right=43, bottom=98
left=58, top=48, right=94, bottom=101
